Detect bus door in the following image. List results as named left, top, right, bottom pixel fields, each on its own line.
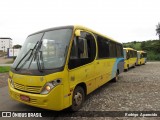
left=68, top=30, right=97, bottom=95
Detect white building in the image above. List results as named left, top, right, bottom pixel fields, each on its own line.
left=0, top=38, right=12, bottom=52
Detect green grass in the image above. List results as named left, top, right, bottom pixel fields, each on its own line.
left=0, top=66, right=10, bottom=73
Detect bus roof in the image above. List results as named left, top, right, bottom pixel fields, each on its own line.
left=137, top=50, right=146, bottom=53
left=123, top=48, right=137, bottom=51
left=28, top=25, right=121, bottom=44
left=74, top=25, right=121, bottom=44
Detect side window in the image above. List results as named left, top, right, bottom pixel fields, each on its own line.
left=127, top=50, right=130, bottom=59
left=109, top=42, right=117, bottom=58
left=134, top=51, right=137, bottom=57
left=68, top=31, right=96, bottom=69
left=130, top=50, right=133, bottom=58
left=97, top=35, right=109, bottom=58
left=116, top=44, right=123, bottom=57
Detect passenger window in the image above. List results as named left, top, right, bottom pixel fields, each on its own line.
left=68, top=31, right=96, bottom=69
left=109, top=42, right=117, bottom=58
left=97, top=36, right=110, bottom=58
left=116, top=44, right=123, bottom=57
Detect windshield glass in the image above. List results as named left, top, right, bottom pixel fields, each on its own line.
left=12, top=28, right=73, bottom=70
left=137, top=52, right=141, bottom=59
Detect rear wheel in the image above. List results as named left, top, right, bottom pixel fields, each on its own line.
left=124, top=65, right=129, bottom=72
left=111, top=72, right=118, bottom=82
left=133, top=63, right=136, bottom=68
left=70, top=86, right=85, bottom=111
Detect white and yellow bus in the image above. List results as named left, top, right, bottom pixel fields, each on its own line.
left=137, top=51, right=147, bottom=65
left=8, top=25, right=124, bottom=111
left=123, top=48, right=137, bottom=71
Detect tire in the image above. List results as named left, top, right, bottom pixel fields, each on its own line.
left=124, top=65, right=129, bottom=72
left=133, top=63, right=136, bottom=68
left=70, top=86, right=85, bottom=111
left=111, top=72, right=118, bottom=82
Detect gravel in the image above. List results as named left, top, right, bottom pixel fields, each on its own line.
left=0, top=62, right=160, bottom=120
left=81, top=62, right=160, bottom=111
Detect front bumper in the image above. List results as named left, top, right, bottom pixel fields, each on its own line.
left=8, top=80, right=64, bottom=111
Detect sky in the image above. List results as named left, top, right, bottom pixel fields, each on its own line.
left=0, top=0, right=160, bottom=46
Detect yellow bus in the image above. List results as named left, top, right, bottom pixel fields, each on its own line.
left=8, top=25, right=124, bottom=111
left=123, top=48, right=137, bottom=71
left=137, top=51, right=147, bottom=65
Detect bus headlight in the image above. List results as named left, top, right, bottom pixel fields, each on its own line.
left=40, top=79, right=61, bottom=95
left=9, top=76, right=14, bottom=88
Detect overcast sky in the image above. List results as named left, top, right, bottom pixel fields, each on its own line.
left=0, top=0, right=160, bottom=45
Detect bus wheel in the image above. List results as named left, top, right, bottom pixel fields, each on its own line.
left=112, top=72, right=118, bottom=82
left=125, top=66, right=129, bottom=72
left=133, top=63, right=136, bottom=68
left=70, top=86, right=85, bottom=111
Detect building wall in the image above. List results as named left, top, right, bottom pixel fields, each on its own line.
left=0, top=38, right=12, bottom=52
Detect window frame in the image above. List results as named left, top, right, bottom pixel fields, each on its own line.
left=68, top=29, right=97, bottom=70
left=96, top=34, right=110, bottom=59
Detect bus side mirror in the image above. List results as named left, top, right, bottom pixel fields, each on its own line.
left=75, top=30, right=81, bottom=37
left=75, top=30, right=84, bottom=54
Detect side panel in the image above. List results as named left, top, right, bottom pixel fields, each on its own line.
left=112, top=58, right=124, bottom=77
left=94, top=59, right=113, bottom=88
left=68, top=62, right=96, bottom=97
left=129, top=57, right=137, bottom=67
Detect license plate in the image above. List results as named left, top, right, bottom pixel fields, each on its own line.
left=20, top=95, right=30, bottom=102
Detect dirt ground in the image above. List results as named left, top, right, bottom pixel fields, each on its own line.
left=0, top=57, right=13, bottom=64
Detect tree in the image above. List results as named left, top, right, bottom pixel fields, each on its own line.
left=141, top=41, right=146, bottom=50
left=133, top=41, right=137, bottom=44
left=156, top=23, right=160, bottom=40
left=13, top=44, right=22, bottom=49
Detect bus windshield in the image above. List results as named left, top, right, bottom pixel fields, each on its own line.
left=12, top=28, right=73, bottom=70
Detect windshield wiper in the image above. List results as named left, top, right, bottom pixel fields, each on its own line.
left=14, top=41, right=39, bottom=71
left=27, top=40, right=44, bottom=72
left=14, top=49, right=32, bottom=71
left=36, top=51, right=44, bottom=72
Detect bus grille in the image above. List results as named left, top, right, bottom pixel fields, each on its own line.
left=14, top=82, right=42, bottom=94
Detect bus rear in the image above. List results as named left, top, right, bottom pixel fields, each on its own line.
left=137, top=51, right=147, bottom=65
left=123, top=48, right=137, bottom=71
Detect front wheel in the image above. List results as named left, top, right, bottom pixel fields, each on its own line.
left=70, top=86, right=85, bottom=111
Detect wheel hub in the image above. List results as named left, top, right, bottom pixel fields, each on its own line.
left=74, top=92, right=82, bottom=106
